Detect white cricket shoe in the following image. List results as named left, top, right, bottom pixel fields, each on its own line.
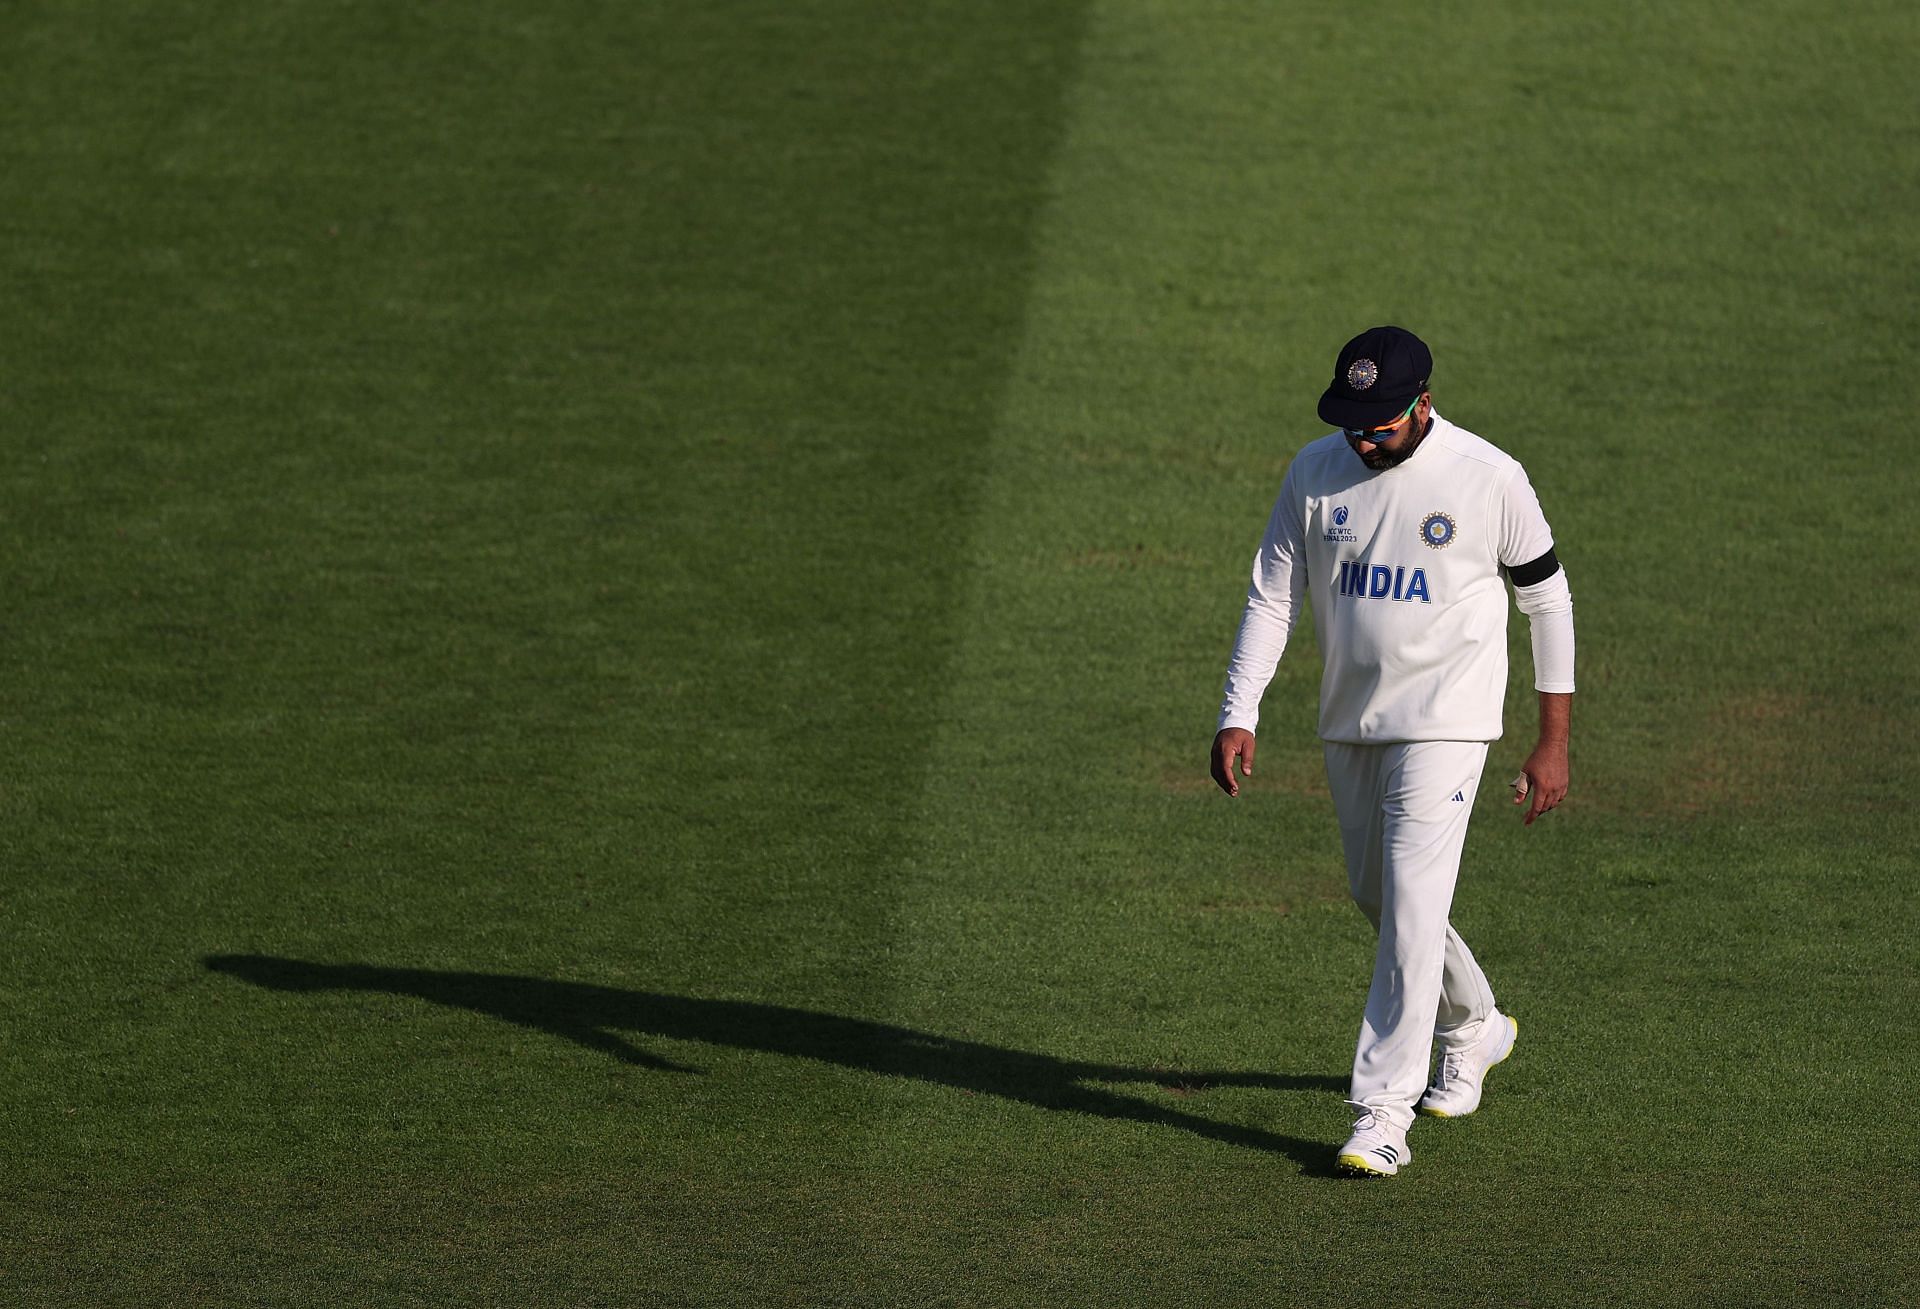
left=1418, top=1011, right=1517, bottom=1118
left=1335, top=1104, right=1411, bottom=1177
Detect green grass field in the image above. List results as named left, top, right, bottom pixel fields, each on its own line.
left=4, top=1, right=1917, bottom=1304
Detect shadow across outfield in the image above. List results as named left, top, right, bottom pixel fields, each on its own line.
left=205, top=954, right=1345, bottom=1173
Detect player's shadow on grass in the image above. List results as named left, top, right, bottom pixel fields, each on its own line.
left=205, top=954, right=1345, bottom=1173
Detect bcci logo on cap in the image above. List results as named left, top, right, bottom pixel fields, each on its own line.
left=1346, top=358, right=1379, bottom=391
left=1419, top=512, right=1456, bottom=550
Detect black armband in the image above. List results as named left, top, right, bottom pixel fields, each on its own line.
left=1506, top=546, right=1560, bottom=588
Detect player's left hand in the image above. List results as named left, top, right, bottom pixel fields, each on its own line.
left=1211, top=728, right=1257, bottom=797
left=1512, top=740, right=1569, bottom=826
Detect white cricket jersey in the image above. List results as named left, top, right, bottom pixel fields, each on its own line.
left=1219, top=412, right=1569, bottom=744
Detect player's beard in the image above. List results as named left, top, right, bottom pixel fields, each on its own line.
left=1354, top=416, right=1433, bottom=471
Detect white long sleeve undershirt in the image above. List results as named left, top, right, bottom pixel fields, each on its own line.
left=1514, top=567, right=1576, bottom=694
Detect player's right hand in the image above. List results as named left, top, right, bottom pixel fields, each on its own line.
left=1211, top=728, right=1256, bottom=797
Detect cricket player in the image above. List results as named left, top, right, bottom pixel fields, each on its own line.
left=1210, top=325, right=1575, bottom=1177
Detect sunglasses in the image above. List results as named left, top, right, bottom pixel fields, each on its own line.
left=1343, top=396, right=1420, bottom=443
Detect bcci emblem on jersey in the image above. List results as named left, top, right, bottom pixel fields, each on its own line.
left=1419, top=512, right=1456, bottom=550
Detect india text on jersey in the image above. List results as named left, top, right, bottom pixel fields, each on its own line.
left=1335, top=560, right=1433, bottom=604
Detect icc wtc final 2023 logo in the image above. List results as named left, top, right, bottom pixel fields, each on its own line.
left=1419, top=512, right=1456, bottom=550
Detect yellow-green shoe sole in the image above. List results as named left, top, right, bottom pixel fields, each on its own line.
left=1335, top=1153, right=1397, bottom=1178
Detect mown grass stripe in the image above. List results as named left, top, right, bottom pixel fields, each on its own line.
left=2, top=0, right=1095, bottom=1297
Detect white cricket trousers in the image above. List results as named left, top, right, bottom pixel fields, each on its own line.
left=1323, top=740, right=1499, bottom=1124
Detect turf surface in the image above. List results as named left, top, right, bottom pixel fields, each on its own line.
left=3, top=1, right=1916, bottom=1304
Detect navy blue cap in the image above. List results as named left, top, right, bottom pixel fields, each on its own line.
left=1317, top=326, right=1433, bottom=429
